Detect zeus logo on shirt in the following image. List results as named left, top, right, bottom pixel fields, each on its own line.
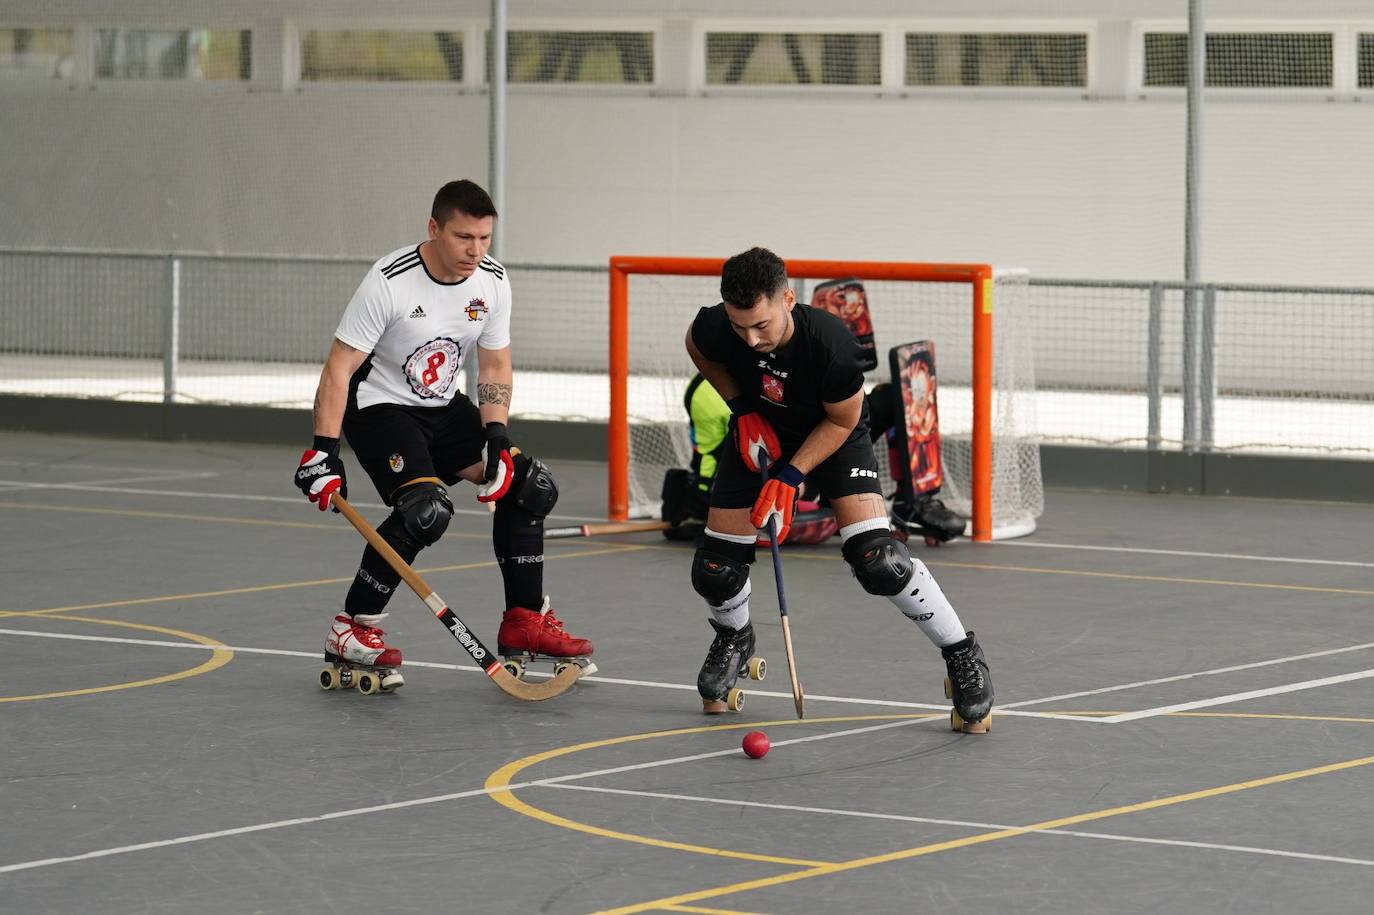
left=756, top=360, right=789, bottom=378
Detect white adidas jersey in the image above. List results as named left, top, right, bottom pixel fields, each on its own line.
left=335, top=244, right=512, bottom=410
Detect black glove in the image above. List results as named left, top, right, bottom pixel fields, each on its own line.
left=477, top=422, right=516, bottom=503
left=295, top=436, right=347, bottom=512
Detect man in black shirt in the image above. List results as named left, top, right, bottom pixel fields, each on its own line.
left=684, top=247, right=993, bottom=731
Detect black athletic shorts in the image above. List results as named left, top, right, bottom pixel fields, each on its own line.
left=709, top=428, right=882, bottom=510
left=343, top=396, right=485, bottom=505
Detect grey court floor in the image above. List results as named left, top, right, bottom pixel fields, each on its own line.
left=1, top=429, right=1373, bottom=914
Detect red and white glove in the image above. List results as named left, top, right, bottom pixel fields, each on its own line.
left=728, top=397, right=780, bottom=474
left=476, top=422, right=517, bottom=503
left=294, top=437, right=347, bottom=512
left=751, top=461, right=804, bottom=542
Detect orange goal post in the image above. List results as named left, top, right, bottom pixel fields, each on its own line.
left=607, top=256, right=1042, bottom=542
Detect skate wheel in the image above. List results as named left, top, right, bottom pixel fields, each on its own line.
left=553, top=662, right=572, bottom=677
left=379, top=670, right=404, bottom=691
left=943, top=676, right=953, bottom=700
left=924, top=535, right=941, bottom=548
left=952, top=708, right=991, bottom=733
left=727, top=687, right=746, bottom=712
left=319, top=667, right=341, bottom=690
left=356, top=672, right=380, bottom=695
left=702, top=698, right=728, bottom=714
left=502, top=659, right=524, bottom=680
left=890, top=526, right=908, bottom=543
left=747, top=656, right=766, bottom=681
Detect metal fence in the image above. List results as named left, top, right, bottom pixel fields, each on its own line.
left=3, top=247, right=1372, bottom=458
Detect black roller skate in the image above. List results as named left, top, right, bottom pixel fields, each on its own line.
left=941, top=631, right=993, bottom=733
left=892, top=493, right=967, bottom=547
left=697, top=619, right=766, bottom=713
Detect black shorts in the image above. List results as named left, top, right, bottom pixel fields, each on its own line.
left=343, top=397, right=485, bottom=505
left=709, top=430, right=882, bottom=510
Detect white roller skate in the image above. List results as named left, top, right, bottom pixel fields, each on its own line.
left=319, top=612, right=404, bottom=695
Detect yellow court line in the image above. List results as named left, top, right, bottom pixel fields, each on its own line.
left=662, top=906, right=772, bottom=915
left=595, top=751, right=1374, bottom=914
left=484, top=715, right=948, bottom=868
left=0, top=615, right=233, bottom=702
left=0, top=545, right=645, bottom=617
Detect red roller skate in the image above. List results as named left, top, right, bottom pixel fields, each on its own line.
left=497, top=597, right=597, bottom=682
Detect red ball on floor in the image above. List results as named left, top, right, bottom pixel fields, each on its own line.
left=742, top=730, right=770, bottom=759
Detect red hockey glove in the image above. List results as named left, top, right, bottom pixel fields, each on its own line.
left=728, top=396, right=780, bottom=474
left=477, top=422, right=517, bottom=503
left=751, top=462, right=804, bottom=542
left=295, top=436, right=347, bottom=512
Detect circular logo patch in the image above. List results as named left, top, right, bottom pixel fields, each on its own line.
left=388, top=453, right=405, bottom=473
left=403, top=336, right=462, bottom=399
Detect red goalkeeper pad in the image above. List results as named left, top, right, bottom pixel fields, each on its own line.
left=811, top=278, right=877, bottom=372
left=889, top=341, right=945, bottom=496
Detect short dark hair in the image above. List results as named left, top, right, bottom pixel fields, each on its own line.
left=431, top=179, right=497, bottom=225
left=720, top=247, right=788, bottom=309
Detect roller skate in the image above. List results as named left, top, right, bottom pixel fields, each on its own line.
left=892, top=493, right=966, bottom=547
left=697, top=620, right=767, bottom=713
left=497, top=597, right=597, bottom=681
left=942, top=631, right=993, bottom=733
left=319, top=612, right=404, bottom=695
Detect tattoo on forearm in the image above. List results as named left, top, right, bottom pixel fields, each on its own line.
left=477, top=382, right=512, bottom=407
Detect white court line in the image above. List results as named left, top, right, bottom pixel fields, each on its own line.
left=992, top=539, right=1374, bottom=569
left=0, top=471, right=219, bottom=490
left=1003, top=641, right=1374, bottom=709
left=0, top=480, right=604, bottom=522
left=0, top=718, right=928, bottom=875
left=0, top=628, right=1080, bottom=722
left=1098, top=669, right=1374, bottom=723
left=548, top=783, right=1374, bottom=870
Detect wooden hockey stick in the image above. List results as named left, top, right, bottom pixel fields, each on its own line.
left=759, top=458, right=805, bottom=719
left=333, top=496, right=590, bottom=702
left=545, top=519, right=670, bottom=539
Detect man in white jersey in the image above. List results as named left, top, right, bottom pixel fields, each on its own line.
left=294, top=180, right=593, bottom=690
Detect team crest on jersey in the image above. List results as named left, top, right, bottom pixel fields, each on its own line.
left=388, top=453, right=405, bottom=473
left=762, top=374, right=785, bottom=404
left=465, top=298, right=488, bottom=321
left=403, top=336, right=462, bottom=399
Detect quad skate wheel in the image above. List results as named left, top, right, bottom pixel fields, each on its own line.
left=951, top=708, right=991, bottom=734
left=379, top=670, right=404, bottom=691
left=702, top=698, right=728, bottom=714
left=319, top=667, right=341, bottom=690
left=356, top=672, right=380, bottom=695
left=727, top=687, right=746, bottom=712
left=943, top=676, right=953, bottom=700
left=747, top=656, right=766, bottom=681
left=502, top=659, right=524, bottom=680
left=924, top=535, right=941, bottom=548
left=553, top=662, right=571, bottom=677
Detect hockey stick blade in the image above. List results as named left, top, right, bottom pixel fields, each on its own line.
left=333, top=496, right=587, bottom=702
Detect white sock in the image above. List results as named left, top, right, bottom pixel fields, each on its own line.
left=703, top=527, right=755, bottom=631
left=709, top=578, right=751, bottom=631
left=839, top=519, right=966, bottom=648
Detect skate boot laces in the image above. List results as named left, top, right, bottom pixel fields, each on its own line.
left=947, top=647, right=986, bottom=692
left=536, top=597, right=576, bottom=643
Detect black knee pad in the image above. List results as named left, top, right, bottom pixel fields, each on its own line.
left=842, top=528, right=914, bottom=596
left=502, top=454, right=559, bottom=519
left=393, top=480, right=453, bottom=547
left=691, top=535, right=755, bottom=606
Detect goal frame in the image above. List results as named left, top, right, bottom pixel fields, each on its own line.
left=608, top=255, right=998, bottom=542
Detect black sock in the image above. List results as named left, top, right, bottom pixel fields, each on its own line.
left=344, top=513, right=421, bottom=616
left=493, top=498, right=544, bottom=610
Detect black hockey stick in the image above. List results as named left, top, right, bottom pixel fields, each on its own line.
left=333, top=496, right=592, bottom=701
left=759, top=456, right=805, bottom=719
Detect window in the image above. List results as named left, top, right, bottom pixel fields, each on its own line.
left=504, top=31, right=653, bottom=83
left=95, top=29, right=249, bottom=81
left=301, top=31, right=464, bottom=82
left=1359, top=33, right=1374, bottom=89
left=905, top=33, right=1087, bottom=87
left=705, top=32, right=881, bottom=86
left=0, top=28, right=74, bottom=79
left=1143, top=32, right=1333, bottom=88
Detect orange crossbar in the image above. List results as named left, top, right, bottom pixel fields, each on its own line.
left=608, top=256, right=995, bottom=542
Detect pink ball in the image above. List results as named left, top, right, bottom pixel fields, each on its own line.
left=742, top=730, right=770, bottom=759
